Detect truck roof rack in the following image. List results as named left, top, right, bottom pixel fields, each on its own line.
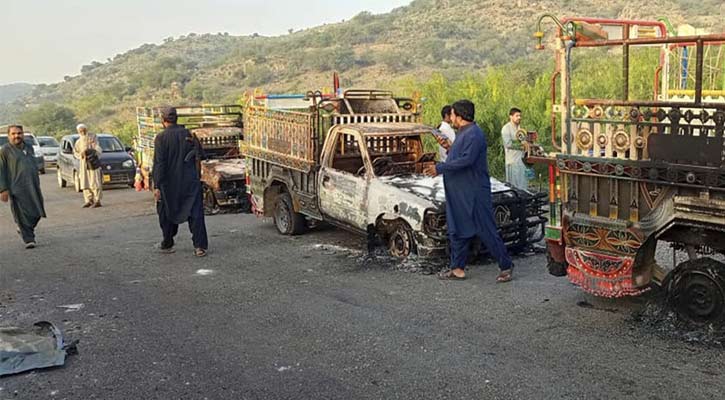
left=343, top=89, right=394, bottom=100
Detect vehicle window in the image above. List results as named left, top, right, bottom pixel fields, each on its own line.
left=331, top=132, right=365, bottom=175
left=98, top=137, right=124, bottom=152
left=38, top=137, right=59, bottom=147
left=0, top=136, right=7, bottom=146
left=365, top=135, right=423, bottom=176
left=24, top=134, right=39, bottom=146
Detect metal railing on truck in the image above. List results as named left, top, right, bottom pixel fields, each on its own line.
left=243, top=108, right=420, bottom=173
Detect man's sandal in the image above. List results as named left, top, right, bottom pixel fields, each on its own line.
left=156, top=243, right=175, bottom=254
left=194, top=248, right=207, bottom=257
left=496, top=269, right=513, bottom=283
left=438, top=270, right=466, bottom=281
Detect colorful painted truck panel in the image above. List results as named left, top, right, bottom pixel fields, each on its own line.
left=532, top=16, right=725, bottom=323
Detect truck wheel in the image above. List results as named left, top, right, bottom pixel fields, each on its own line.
left=274, top=192, right=306, bottom=235
left=546, top=252, right=568, bottom=277
left=387, top=221, right=416, bottom=258
left=57, top=168, right=67, bottom=188
left=666, top=257, right=725, bottom=325
left=73, top=171, right=82, bottom=193
left=203, top=184, right=220, bottom=216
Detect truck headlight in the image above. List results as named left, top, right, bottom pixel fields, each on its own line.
left=122, top=160, right=135, bottom=169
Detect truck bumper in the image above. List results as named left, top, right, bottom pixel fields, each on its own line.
left=414, top=232, right=447, bottom=257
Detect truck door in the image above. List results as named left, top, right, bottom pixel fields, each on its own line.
left=318, top=129, right=371, bottom=230
left=60, top=139, right=73, bottom=180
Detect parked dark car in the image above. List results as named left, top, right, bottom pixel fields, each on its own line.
left=0, top=134, right=45, bottom=173
left=57, top=133, right=135, bottom=192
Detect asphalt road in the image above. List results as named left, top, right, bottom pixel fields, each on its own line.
left=0, top=171, right=723, bottom=399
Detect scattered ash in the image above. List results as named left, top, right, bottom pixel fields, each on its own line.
left=307, top=243, right=363, bottom=258
left=356, top=249, right=447, bottom=275
left=629, top=298, right=725, bottom=348
left=307, top=243, right=446, bottom=274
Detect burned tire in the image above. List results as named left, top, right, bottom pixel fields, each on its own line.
left=666, top=257, right=725, bottom=325
left=202, top=184, right=220, bottom=216
left=387, top=221, right=416, bottom=259
left=274, top=192, right=306, bottom=235
left=546, top=252, right=568, bottom=277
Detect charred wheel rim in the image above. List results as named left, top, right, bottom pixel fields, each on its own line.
left=202, top=185, right=220, bottom=215
left=274, top=198, right=292, bottom=233
left=672, top=272, right=724, bottom=324
left=388, top=224, right=413, bottom=258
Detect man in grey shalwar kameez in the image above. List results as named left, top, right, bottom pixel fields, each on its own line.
left=0, top=125, right=46, bottom=248
left=73, top=124, right=103, bottom=208
left=501, top=107, right=528, bottom=190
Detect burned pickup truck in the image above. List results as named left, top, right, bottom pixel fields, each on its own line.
left=135, top=105, right=249, bottom=214
left=243, top=89, right=546, bottom=257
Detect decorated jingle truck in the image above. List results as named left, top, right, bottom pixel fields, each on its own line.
left=532, top=16, right=725, bottom=323
left=242, top=88, right=547, bottom=258
left=135, top=105, right=249, bottom=214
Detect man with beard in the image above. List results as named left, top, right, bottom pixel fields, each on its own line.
left=0, top=125, right=46, bottom=248
left=153, top=107, right=208, bottom=257
left=427, top=100, right=514, bottom=282
left=73, top=123, right=103, bottom=208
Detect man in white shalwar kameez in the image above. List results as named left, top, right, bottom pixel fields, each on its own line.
left=501, top=107, right=528, bottom=190
left=73, top=124, right=103, bottom=208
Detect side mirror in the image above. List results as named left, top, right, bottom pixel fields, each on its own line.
left=125, top=146, right=133, bottom=153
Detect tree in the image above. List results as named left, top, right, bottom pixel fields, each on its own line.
left=20, top=103, right=77, bottom=137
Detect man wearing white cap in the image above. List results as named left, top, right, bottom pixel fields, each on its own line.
left=73, top=124, right=103, bottom=208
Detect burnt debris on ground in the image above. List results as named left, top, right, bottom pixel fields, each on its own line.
left=630, top=297, right=725, bottom=348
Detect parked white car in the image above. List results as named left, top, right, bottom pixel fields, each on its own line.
left=37, top=136, right=60, bottom=168
left=0, top=133, right=46, bottom=174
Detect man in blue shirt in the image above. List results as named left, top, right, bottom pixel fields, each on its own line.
left=426, top=100, right=514, bottom=282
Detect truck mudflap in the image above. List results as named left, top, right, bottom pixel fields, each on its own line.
left=565, top=247, right=650, bottom=298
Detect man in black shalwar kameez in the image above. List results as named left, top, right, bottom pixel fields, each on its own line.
left=152, top=107, right=209, bottom=256
left=0, top=125, right=46, bottom=249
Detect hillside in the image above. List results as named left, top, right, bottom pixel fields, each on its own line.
left=2, top=0, right=723, bottom=134
left=0, top=83, right=33, bottom=104
left=0, top=83, right=33, bottom=123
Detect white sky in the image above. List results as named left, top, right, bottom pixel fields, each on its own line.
left=2, top=0, right=412, bottom=85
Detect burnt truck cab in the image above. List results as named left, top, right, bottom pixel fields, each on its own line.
left=136, top=105, right=249, bottom=215
left=318, top=123, right=446, bottom=256
left=244, top=89, right=546, bottom=258
left=316, top=123, right=546, bottom=256
left=194, top=126, right=249, bottom=214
